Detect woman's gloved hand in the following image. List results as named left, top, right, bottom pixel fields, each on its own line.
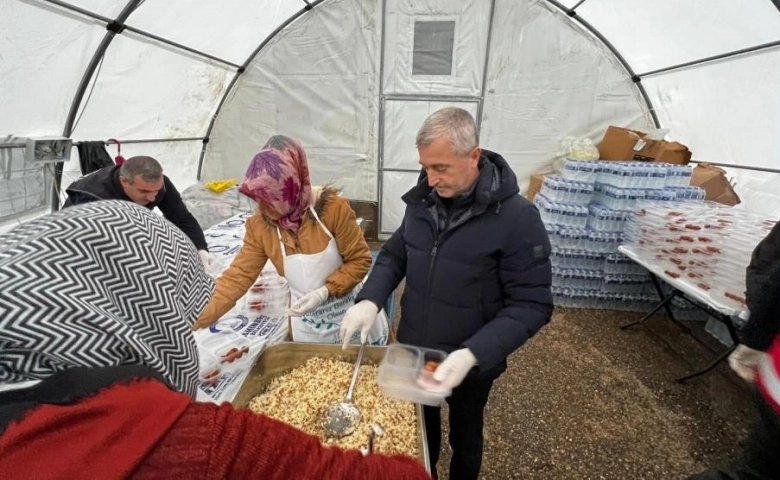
left=288, top=286, right=329, bottom=316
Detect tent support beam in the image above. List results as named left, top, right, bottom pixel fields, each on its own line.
left=195, top=0, right=326, bottom=180
left=56, top=0, right=143, bottom=211
left=689, top=161, right=780, bottom=175
left=1, top=137, right=204, bottom=149
left=39, top=0, right=112, bottom=23
left=39, top=0, right=240, bottom=69
left=476, top=0, right=497, bottom=133
left=637, top=40, right=780, bottom=78
left=544, top=0, right=661, bottom=129
left=570, top=0, right=588, bottom=11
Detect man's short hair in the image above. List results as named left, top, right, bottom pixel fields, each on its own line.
left=416, top=107, right=479, bottom=156
left=119, top=156, right=163, bottom=184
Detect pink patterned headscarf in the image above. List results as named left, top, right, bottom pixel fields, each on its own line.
left=239, top=135, right=313, bottom=233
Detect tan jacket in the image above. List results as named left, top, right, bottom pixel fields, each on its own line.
left=195, top=187, right=371, bottom=328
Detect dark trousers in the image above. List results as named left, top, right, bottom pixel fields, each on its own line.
left=689, top=393, right=780, bottom=480
left=423, top=378, right=494, bottom=480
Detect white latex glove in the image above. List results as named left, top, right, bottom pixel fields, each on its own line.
left=198, top=250, right=220, bottom=274
left=432, top=348, right=478, bottom=391
left=340, top=300, right=379, bottom=349
left=288, top=286, right=329, bottom=316
left=728, top=344, right=768, bottom=383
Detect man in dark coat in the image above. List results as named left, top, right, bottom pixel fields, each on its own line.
left=64, top=156, right=215, bottom=270
left=341, top=107, right=553, bottom=480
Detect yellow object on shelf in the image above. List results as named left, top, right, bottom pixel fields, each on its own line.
left=204, top=178, right=239, bottom=194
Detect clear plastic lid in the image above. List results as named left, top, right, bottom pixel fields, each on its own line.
left=377, top=344, right=450, bottom=407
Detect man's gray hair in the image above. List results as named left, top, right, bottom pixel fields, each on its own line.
left=415, top=107, right=479, bottom=156
left=119, top=156, right=163, bottom=184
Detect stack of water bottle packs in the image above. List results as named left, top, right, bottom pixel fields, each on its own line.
left=622, top=203, right=777, bottom=311
left=535, top=158, right=704, bottom=312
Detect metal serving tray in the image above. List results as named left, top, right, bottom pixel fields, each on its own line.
left=231, top=342, right=430, bottom=473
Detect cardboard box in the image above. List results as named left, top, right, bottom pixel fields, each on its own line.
left=690, top=163, right=740, bottom=206
left=526, top=173, right=547, bottom=202
left=598, top=126, right=692, bottom=165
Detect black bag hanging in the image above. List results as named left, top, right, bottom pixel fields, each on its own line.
left=77, top=141, right=114, bottom=175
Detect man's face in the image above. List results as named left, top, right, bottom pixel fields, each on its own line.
left=418, top=137, right=481, bottom=198
left=119, top=175, right=164, bottom=206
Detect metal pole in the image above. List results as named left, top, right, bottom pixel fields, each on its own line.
left=55, top=0, right=144, bottom=211
left=476, top=0, right=496, bottom=134
left=637, top=40, right=780, bottom=78
left=195, top=0, right=327, bottom=180
left=543, top=0, right=661, bottom=128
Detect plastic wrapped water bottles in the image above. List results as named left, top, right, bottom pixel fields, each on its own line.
left=561, top=159, right=599, bottom=183
left=587, top=204, right=631, bottom=232
left=539, top=176, right=594, bottom=205
left=664, top=165, right=693, bottom=188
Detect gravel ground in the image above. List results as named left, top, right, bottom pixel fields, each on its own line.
left=387, top=283, right=756, bottom=479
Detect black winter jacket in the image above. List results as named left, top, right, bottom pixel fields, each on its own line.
left=358, top=150, right=553, bottom=380
left=64, top=166, right=208, bottom=251
left=746, top=220, right=780, bottom=313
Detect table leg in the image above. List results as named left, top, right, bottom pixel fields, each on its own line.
left=620, top=290, right=680, bottom=330
left=675, top=344, right=737, bottom=383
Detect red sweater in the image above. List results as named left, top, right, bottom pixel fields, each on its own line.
left=0, top=379, right=430, bottom=480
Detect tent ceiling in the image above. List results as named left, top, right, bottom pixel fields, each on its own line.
left=2, top=0, right=780, bottom=225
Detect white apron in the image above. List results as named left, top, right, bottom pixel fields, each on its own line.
left=279, top=207, right=389, bottom=345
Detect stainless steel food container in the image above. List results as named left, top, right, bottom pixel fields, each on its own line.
left=231, top=342, right=431, bottom=473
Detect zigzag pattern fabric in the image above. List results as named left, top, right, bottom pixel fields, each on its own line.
left=0, top=200, right=214, bottom=398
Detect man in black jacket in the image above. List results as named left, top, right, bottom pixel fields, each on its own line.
left=64, top=156, right=215, bottom=270
left=341, top=107, right=553, bottom=479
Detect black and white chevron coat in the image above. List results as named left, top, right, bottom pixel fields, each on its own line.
left=0, top=200, right=214, bottom=397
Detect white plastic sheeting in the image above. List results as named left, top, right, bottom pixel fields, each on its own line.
left=480, top=1, right=651, bottom=198
left=578, top=0, right=780, bottom=74
left=127, top=0, right=302, bottom=65
left=644, top=48, right=780, bottom=217
left=0, top=1, right=104, bottom=135
left=69, top=31, right=234, bottom=140
left=203, top=0, right=382, bottom=202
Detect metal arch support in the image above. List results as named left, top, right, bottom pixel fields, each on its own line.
left=475, top=0, right=497, bottom=134
left=637, top=40, right=780, bottom=78
left=53, top=0, right=144, bottom=211
left=195, top=0, right=327, bottom=180
left=40, top=0, right=241, bottom=69
left=542, top=0, right=661, bottom=129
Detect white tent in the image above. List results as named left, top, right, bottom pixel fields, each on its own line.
left=2, top=0, right=780, bottom=236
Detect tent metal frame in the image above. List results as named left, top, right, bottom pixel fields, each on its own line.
left=21, top=0, right=780, bottom=214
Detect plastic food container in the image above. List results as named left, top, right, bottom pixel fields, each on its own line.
left=377, top=344, right=449, bottom=406
left=198, top=347, right=222, bottom=385
left=199, top=330, right=251, bottom=366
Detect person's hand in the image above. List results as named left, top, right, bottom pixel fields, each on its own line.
left=339, top=300, right=378, bottom=349
left=728, top=344, right=767, bottom=383
left=432, top=349, right=477, bottom=390
left=288, top=286, right=329, bottom=316
left=198, top=250, right=220, bottom=274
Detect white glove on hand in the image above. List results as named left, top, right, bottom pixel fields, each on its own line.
left=198, top=250, right=221, bottom=275
left=432, top=348, right=478, bottom=391
left=728, top=344, right=768, bottom=383
left=340, top=300, right=379, bottom=349
left=288, top=286, right=329, bottom=316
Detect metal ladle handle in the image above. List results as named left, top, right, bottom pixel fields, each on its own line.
left=345, top=341, right=366, bottom=403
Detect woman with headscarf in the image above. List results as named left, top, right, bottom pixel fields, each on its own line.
left=193, top=135, right=388, bottom=345
left=0, top=200, right=428, bottom=479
